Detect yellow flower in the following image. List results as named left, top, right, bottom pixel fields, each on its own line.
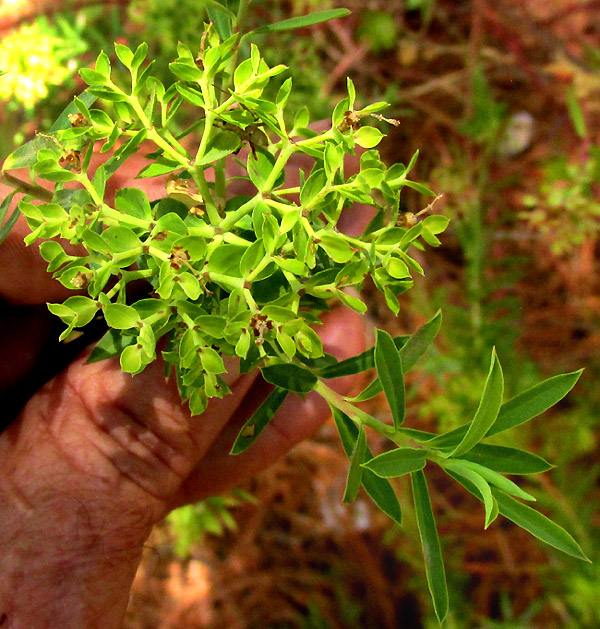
left=0, top=22, right=71, bottom=109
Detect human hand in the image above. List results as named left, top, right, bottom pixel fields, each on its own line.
left=0, top=152, right=368, bottom=628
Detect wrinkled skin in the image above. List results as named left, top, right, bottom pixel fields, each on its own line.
left=0, top=145, right=369, bottom=627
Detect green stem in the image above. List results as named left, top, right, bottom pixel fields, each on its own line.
left=235, top=0, right=252, bottom=33
left=314, top=380, right=395, bottom=436
left=192, top=168, right=220, bottom=224
left=218, top=194, right=260, bottom=232
left=262, top=144, right=294, bottom=193
left=101, top=206, right=152, bottom=230
left=245, top=255, right=273, bottom=282
left=113, top=81, right=191, bottom=168
left=0, top=171, right=53, bottom=202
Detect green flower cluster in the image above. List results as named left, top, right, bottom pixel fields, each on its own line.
left=10, top=30, right=445, bottom=415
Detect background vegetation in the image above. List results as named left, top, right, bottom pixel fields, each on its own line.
left=1, top=0, right=599, bottom=626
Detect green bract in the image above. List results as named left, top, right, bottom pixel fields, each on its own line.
left=0, top=19, right=588, bottom=623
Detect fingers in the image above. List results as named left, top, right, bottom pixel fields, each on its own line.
left=167, top=306, right=368, bottom=507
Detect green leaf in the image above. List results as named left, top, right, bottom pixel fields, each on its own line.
left=429, top=369, right=583, bottom=450
left=317, top=335, right=409, bottom=380
left=102, top=226, right=142, bottom=253
left=196, top=130, right=241, bottom=166
left=441, top=460, right=497, bottom=529
left=332, top=407, right=402, bottom=525
left=343, top=425, right=367, bottom=503
left=0, top=192, right=18, bottom=244
left=566, top=87, right=587, bottom=139
left=120, top=344, right=144, bottom=374
left=489, top=369, right=583, bottom=437
left=355, top=126, right=384, bottom=148
left=374, top=328, right=405, bottom=429
left=300, top=168, right=327, bottom=207
left=200, top=347, right=226, bottom=374
left=448, top=459, right=535, bottom=502
left=411, top=470, right=449, bottom=624
left=362, top=448, right=426, bottom=478
left=421, top=215, right=449, bottom=235
left=131, top=42, right=149, bottom=71
left=51, top=91, right=97, bottom=133
left=136, top=159, right=181, bottom=178
left=103, top=303, right=141, bottom=329
left=401, top=310, right=442, bottom=371
left=169, top=61, right=204, bottom=82
left=3, top=92, right=96, bottom=171
left=87, top=328, right=136, bottom=363
left=249, top=9, right=351, bottom=34
left=114, top=188, right=152, bottom=221
left=386, top=256, right=410, bottom=279
left=80, top=67, right=108, bottom=86
left=175, top=83, right=205, bottom=107
left=461, top=444, right=553, bottom=475
left=493, top=490, right=590, bottom=562
left=206, top=1, right=234, bottom=39
left=318, top=232, right=355, bottom=263
left=446, top=349, right=504, bottom=458
left=240, top=239, right=266, bottom=277
left=178, top=272, right=201, bottom=300
left=350, top=310, right=441, bottom=402
left=104, top=128, right=148, bottom=178
left=276, top=77, right=293, bottom=109
left=231, top=387, right=289, bottom=455
left=261, top=363, right=317, bottom=394
left=115, top=43, right=134, bottom=68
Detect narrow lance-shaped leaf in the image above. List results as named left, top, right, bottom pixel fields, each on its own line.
left=343, top=424, right=367, bottom=503
left=450, top=459, right=536, bottom=501
left=374, top=328, right=405, bottom=430
left=249, top=9, right=351, bottom=34
left=351, top=310, right=441, bottom=402
left=488, top=369, right=583, bottom=437
left=317, top=335, right=408, bottom=379
left=362, top=447, right=426, bottom=478
left=411, top=470, right=449, bottom=624
left=427, top=369, right=583, bottom=450
left=331, top=407, right=402, bottom=525
left=492, top=489, right=590, bottom=562
left=441, top=459, right=497, bottom=529
left=260, top=363, right=317, bottom=394
left=460, top=444, right=553, bottom=475
left=445, top=349, right=504, bottom=458
left=230, top=388, right=289, bottom=455
left=0, top=192, right=18, bottom=244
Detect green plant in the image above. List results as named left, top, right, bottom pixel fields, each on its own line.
left=0, top=5, right=589, bottom=624
left=520, top=89, right=600, bottom=256
left=167, top=488, right=255, bottom=558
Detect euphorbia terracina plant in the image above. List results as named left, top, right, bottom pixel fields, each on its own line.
left=0, top=7, right=589, bottom=623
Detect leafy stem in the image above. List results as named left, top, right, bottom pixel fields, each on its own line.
left=314, top=379, right=395, bottom=435
left=0, top=171, right=53, bottom=202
